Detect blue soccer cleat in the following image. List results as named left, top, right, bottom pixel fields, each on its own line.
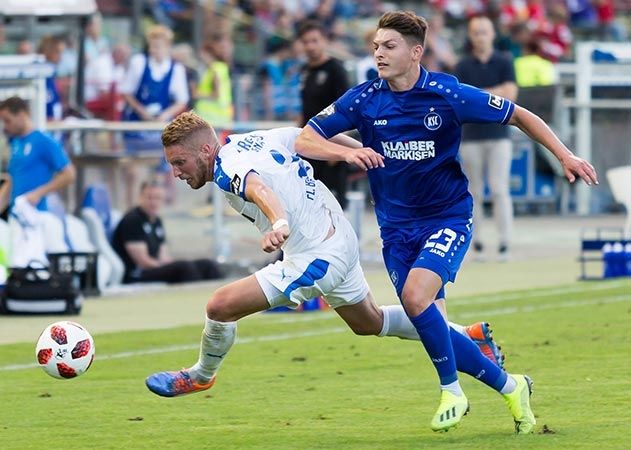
left=465, top=322, right=505, bottom=369
left=146, top=370, right=216, bottom=397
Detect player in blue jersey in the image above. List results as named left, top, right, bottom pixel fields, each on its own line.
left=296, top=11, right=598, bottom=433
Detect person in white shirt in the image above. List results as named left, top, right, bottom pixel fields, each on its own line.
left=120, top=25, right=189, bottom=205
left=144, top=111, right=505, bottom=398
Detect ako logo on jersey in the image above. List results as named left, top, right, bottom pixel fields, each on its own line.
left=488, top=94, right=504, bottom=110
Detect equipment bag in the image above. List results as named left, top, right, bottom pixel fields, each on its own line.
left=0, top=266, right=82, bottom=315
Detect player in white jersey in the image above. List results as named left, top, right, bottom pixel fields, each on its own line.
left=145, top=111, right=504, bottom=398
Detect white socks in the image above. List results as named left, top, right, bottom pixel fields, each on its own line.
left=441, top=380, right=464, bottom=397
left=378, top=305, right=420, bottom=340
left=500, top=375, right=517, bottom=394
left=378, top=305, right=469, bottom=341
left=189, top=316, right=237, bottom=383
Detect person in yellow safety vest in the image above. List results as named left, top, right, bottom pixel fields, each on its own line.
left=514, top=40, right=556, bottom=87
left=195, top=33, right=234, bottom=125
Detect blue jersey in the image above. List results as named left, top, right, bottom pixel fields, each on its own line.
left=308, top=67, right=515, bottom=228
left=7, top=130, right=71, bottom=211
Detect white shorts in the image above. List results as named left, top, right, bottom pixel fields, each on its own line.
left=255, top=212, right=369, bottom=309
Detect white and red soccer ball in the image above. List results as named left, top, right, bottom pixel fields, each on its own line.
left=35, top=321, right=95, bottom=379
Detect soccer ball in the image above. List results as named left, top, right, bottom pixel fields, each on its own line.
left=35, top=321, right=95, bottom=379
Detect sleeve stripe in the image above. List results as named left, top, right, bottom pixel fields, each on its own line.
left=501, top=101, right=515, bottom=124
left=307, top=119, right=330, bottom=138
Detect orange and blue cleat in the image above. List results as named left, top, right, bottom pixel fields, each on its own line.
left=465, top=322, right=505, bottom=369
left=145, top=370, right=216, bottom=397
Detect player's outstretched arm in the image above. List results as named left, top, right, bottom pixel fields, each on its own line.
left=508, top=105, right=599, bottom=185
left=244, top=172, right=290, bottom=253
left=296, top=126, right=384, bottom=171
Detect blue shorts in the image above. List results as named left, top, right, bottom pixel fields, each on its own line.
left=381, top=217, right=473, bottom=300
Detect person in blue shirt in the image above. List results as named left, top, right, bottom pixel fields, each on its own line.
left=296, top=11, right=598, bottom=433
left=38, top=36, right=65, bottom=121
left=0, top=96, right=75, bottom=213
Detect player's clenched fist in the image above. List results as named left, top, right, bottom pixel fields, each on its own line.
left=262, top=225, right=290, bottom=252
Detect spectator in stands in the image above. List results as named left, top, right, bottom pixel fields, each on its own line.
left=298, top=20, right=350, bottom=209
left=455, top=16, right=518, bottom=262
left=0, top=96, right=75, bottom=213
left=38, top=35, right=66, bottom=121
left=355, top=29, right=378, bottom=85
left=426, top=11, right=457, bottom=72
left=112, top=179, right=224, bottom=284
left=120, top=25, right=189, bottom=205
left=538, top=5, right=573, bottom=62
left=16, top=40, right=34, bottom=55
left=307, top=0, right=337, bottom=30
left=172, top=43, right=200, bottom=111
left=514, top=40, right=556, bottom=88
left=195, top=32, right=234, bottom=125
left=595, top=0, right=627, bottom=41
left=121, top=25, right=188, bottom=130
left=84, top=13, right=110, bottom=63
left=258, top=37, right=293, bottom=121
left=111, top=43, right=131, bottom=89
left=283, top=40, right=304, bottom=122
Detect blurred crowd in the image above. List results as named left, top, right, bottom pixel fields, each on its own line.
left=0, top=0, right=628, bottom=126
left=0, top=0, right=627, bottom=208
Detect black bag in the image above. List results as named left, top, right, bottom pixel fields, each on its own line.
left=0, top=266, right=82, bottom=315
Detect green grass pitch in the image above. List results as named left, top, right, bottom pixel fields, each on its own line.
left=1, top=278, right=630, bottom=450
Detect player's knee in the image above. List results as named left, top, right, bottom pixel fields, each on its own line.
left=206, top=288, right=236, bottom=322
left=400, top=287, right=433, bottom=316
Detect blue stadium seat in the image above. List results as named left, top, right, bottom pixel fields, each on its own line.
left=46, top=192, right=73, bottom=250
left=82, top=184, right=116, bottom=240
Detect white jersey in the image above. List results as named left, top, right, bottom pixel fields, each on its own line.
left=214, top=127, right=340, bottom=255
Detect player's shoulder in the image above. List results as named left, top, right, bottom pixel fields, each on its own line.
left=424, top=70, right=461, bottom=94
left=338, top=78, right=382, bottom=103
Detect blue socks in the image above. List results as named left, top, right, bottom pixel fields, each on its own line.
left=449, top=327, right=507, bottom=391
left=409, top=303, right=458, bottom=385
left=409, top=303, right=507, bottom=392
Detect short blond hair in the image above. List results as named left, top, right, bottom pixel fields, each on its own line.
left=145, top=24, right=174, bottom=43
left=161, top=111, right=214, bottom=148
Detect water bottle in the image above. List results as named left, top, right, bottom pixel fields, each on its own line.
left=602, top=243, right=614, bottom=278
left=625, top=243, right=631, bottom=277
left=612, top=242, right=625, bottom=277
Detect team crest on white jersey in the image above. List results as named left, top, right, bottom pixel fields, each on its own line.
left=230, top=174, right=241, bottom=195
left=423, top=108, right=442, bottom=130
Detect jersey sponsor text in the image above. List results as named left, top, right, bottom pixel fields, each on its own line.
left=381, top=140, right=436, bottom=161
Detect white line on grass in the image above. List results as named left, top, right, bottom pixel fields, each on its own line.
left=0, top=327, right=348, bottom=372
left=258, top=281, right=630, bottom=326
left=2, top=293, right=629, bottom=373
left=452, top=295, right=631, bottom=320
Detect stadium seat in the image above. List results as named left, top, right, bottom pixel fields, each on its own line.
left=80, top=185, right=125, bottom=288
left=606, top=165, right=631, bottom=238
left=46, top=193, right=111, bottom=294
left=39, top=211, right=69, bottom=253
left=0, top=218, right=9, bottom=284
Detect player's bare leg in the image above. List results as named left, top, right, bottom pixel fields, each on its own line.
left=145, top=275, right=269, bottom=397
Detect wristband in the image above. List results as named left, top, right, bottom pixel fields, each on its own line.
left=272, top=219, right=289, bottom=231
